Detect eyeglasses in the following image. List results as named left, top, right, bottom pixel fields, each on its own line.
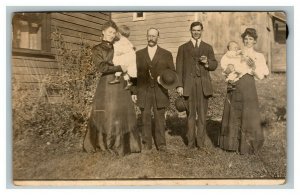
left=147, top=35, right=158, bottom=38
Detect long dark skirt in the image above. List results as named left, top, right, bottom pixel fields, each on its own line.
left=219, top=74, right=264, bottom=154
left=83, top=74, right=141, bottom=156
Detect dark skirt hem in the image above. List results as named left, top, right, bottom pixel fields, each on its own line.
left=83, top=74, right=141, bottom=156
left=219, top=74, right=264, bottom=155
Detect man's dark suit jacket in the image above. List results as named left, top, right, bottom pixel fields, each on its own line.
left=176, top=40, right=218, bottom=97
left=134, top=46, right=175, bottom=109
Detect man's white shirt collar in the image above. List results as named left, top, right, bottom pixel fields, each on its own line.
left=147, top=45, right=158, bottom=60
left=191, top=38, right=201, bottom=47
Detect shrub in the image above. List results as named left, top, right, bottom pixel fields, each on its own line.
left=13, top=28, right=99, bottom=148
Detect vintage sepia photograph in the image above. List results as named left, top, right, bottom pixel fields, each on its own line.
left=11, top=11, right=287, bottom=185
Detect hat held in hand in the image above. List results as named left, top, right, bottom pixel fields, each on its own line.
left=175, top=97, right=188, bottom=112
left=158, top=69, right=179, bottom=90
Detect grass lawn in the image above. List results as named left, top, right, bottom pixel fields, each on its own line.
left=13, top=72, right=287, bottom=181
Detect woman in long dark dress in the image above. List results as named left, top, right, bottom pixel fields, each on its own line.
left=83, top=21, right=141, bottom=156
left=219, top=28, right=269, bottom=154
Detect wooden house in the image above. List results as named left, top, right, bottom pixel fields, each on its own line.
left=111, top=11, right=287, bottom=73
left=12, top=12, right=111, bottom=90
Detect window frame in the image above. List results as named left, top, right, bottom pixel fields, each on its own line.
left=132, top=12, right=146, bottom=21
left=12, top=12, right=54, bottom=59
left=272, top=16, right=287, bottom=44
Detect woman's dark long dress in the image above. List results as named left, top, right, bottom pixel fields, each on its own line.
left=83, top=41, right=141, bottom=155
left=219, top=74, right=264, bottom=154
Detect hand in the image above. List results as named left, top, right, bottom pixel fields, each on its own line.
left=250, top=69, right=257, bottom=75
left=228, top=64, right=235, bottom=72
left=236, top=50, right=243, bottom=55
left=224, top=64, right=234, bottom=74
left=177, top=87, right=184, bottom=96
left=246, top=57, right=255, bottom=68
left=228, top=79, right=234, bottom=84
left=199, top=56, right=208, bottom=64
left=131, top=95, right=137, bottom=103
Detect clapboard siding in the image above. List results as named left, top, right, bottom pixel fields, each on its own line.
left=12, top=56, right=59, bottom=68
left=13, top=12, right=110, bottom=89
left=12, top=57, right=58, bottom=89
left=62, top=12, right=109, bottom=25
left=130, top=30, right=191, bottom=41
left=50, top=27, right=100, bottom=42
left=51, top=13, right=103, bottom=30
left=83, top=12, right=110, bottom=20
left=126, top=21, right=192, bottom=33
left=51, top=24, right=100, bottom=42
left=50, top=12, right=107, bottom=54
left=131, top=36, right=193, bottom=46
left=51, top=19, right=102, bottom=37
left=113, top=13, right=195, bottom=24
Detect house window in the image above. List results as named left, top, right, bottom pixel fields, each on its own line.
left=133, top=12, right=145, bottom=21
left=272, top=17, right=286, bottom=44
left=12, top=12, right=52, bottom=57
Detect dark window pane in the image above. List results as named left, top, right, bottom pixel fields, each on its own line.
left=273, top=18, right=286, bottom=44
left=136, top=12, right=144, bottom=18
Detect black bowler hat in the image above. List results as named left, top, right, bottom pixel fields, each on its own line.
left=159, top=69, right=179, bottom=90
left=175, top=97, right=188, bottom=112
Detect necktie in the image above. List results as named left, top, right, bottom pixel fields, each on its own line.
left=195, top=39, right=198, bottom=48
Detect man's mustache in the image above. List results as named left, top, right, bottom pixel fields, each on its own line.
left=148, top=40, right=156, bottom=43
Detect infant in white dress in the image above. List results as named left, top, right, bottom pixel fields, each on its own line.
left=109, top=25, right=137, bottom=90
